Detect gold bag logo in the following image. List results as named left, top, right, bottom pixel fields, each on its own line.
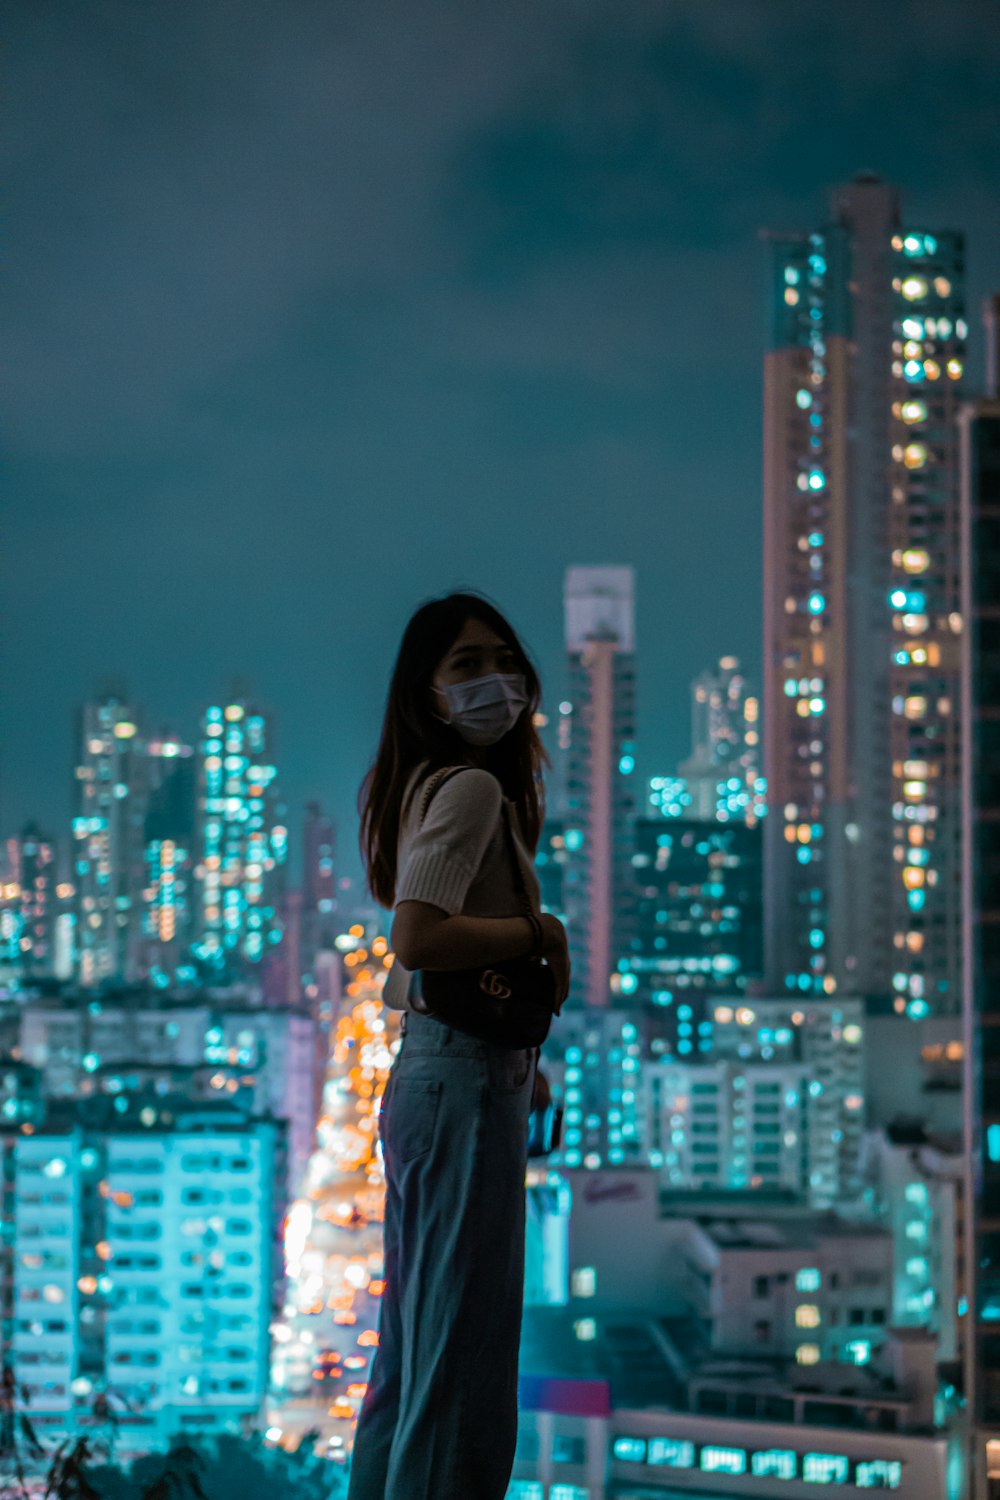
left=480, top=970, right=512, bottom=1000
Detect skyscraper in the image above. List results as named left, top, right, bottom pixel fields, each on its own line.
left=193, top=699, right=288, bottom=975
left=72, top=694, right=150, bottom=986
left=561, top=566, right=637, bottom=1008
left=763, top=174, right=967, bottom=1014
left=959, top=304, right=1000, bottom=1497
left=627, top=816, right=763, bottom=1045
left=142, top=734, right=196, bottom=987
left=15, top=822, right=57, bottom=975
left=677, top=657, right=765, bottom=825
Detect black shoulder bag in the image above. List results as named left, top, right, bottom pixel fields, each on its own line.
left=415, top=767, right=558, bottom=1051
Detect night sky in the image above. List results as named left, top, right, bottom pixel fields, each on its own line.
left=6, top=0, right=999, bottom=879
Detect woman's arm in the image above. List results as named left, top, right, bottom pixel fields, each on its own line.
left=391, top=902, right=570, bottom=1008
left=391, top=901, right=536, bottom=971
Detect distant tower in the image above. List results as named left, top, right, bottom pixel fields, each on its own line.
left=142, top=732, right=196, bottom=987
left=300, top=801, right=338, bottom=992
left=562, top=566, right=637, bottom=1007
left=677, top=657, right=765, bottom=825
left=193, top=699, right=288, bottom=974
left=17, top=823, right=57, bottom=974
left=763, top=175, right=967, bottom=1013
left=72, top=695, right=149, bottom=986
left=959, top=301, right=1000, bottom=1498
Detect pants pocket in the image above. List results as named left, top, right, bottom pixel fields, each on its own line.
left=386, top=1077, right=442, bottom=1162
left=489, top=1050, right=534, bottom=1094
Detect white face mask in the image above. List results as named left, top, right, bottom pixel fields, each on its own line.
left=438, top=672, right=529, bottom=746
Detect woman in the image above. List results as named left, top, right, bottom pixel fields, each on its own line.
left=347, top=592, right=570, bottom=1500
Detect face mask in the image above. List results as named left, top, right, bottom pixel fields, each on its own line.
left=438, top=672, right=529, bottom=746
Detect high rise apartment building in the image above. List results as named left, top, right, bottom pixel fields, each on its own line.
left=561, top=566, right=637, bottom=1008
left=72, top=696, right=151, bottom=987
left=959, top=324, right=1000, bottom=1496
left=763, top=175, right=967, bottom=1015
left=678, top=658, right=766, bottom=826
left=142, top=735, right=196, bottom=987
left=3, top=1097, right=283, bottom=1445
left=16, top=823, right=58, bottom=974
left=193, top=700, right=287, bottom=976
left=627, top=816, right=764, bottom=1045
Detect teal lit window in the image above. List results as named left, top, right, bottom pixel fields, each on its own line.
left=701, top=1447, right=746, bottom=1475
left=647, top=1437, right=694, bottom=1468
left=803, top=1453, right=849, bottom=1483
left=856, top=1459, right=901, bottom=1489
left=564, top=829, right=584, bottom=851
left=807, top=469, right=826, bottom=490
left=846, top=1339, right=871, bottom=1365
left=619, top=755, right=635, bottom=775
left=612, top=1436, right=646, bottom=1462
left=987, top=1125, right=1000, bottom=1163
left=796, top=1268, right=821, bottom=1292
left=752, top=1449, right=797, bottom=1479
left=808, top=593, right=825, bottom=614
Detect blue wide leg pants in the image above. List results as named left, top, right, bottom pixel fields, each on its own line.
left=346, top=1010, right=537, bottom=1500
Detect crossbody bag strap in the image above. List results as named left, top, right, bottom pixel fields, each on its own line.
left=417, top=765, right=470, bottom=826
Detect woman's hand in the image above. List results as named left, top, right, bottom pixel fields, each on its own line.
left=538, top=913, right=570, bottom=1013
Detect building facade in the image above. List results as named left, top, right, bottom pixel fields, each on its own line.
left=763, top=175, right=967, bottom=1015
left=959, top=359, right=1000, bottom=1493
left=677, top=657, right=766, bottom=826
left=561, top=567, right=638, bottom=1009
left=6, top=1098, right=283, bottom=1446
left=193, top=700, right=288, bottom=976
left=72, top=695, right=150, bottom=987
left=627, top=816, right=764, bottom=1042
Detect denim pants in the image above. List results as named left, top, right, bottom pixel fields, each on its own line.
left=347, top=1009, right=537, bottom=1500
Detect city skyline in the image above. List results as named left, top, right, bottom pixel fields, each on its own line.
left=6, top=0, right=1000, bottom=864
left=4, top=6, right=999, bottom=1490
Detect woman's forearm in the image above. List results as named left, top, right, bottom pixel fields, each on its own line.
left=393, top=912, right=537, bottom=971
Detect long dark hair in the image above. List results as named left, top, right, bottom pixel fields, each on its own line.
left=359, top=593, right=548, bottom=908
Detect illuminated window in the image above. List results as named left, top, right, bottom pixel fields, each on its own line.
left=700, top=1446, right=746, bottom=1475
left=856, top=1459, right=901, bottom=1488
left=612, top=1437, right=647, bottom=1462
left=752, top=1449, right=797, bottom=1479
left=796, top=1304, right=821, bottom=1328
left=901, top=276, right=928, bottom=300
left=647, top=1437, right=695, bottom=1468
left=571, top=1267, right=596, bottom=1298
left=803, top=1453, right=850, bottom=1483
left=796, top=1343, right=820, bottom=1365
left=903, top=443, right=928, bottom=470
left=796, top=1268, right=821, bottom=1292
